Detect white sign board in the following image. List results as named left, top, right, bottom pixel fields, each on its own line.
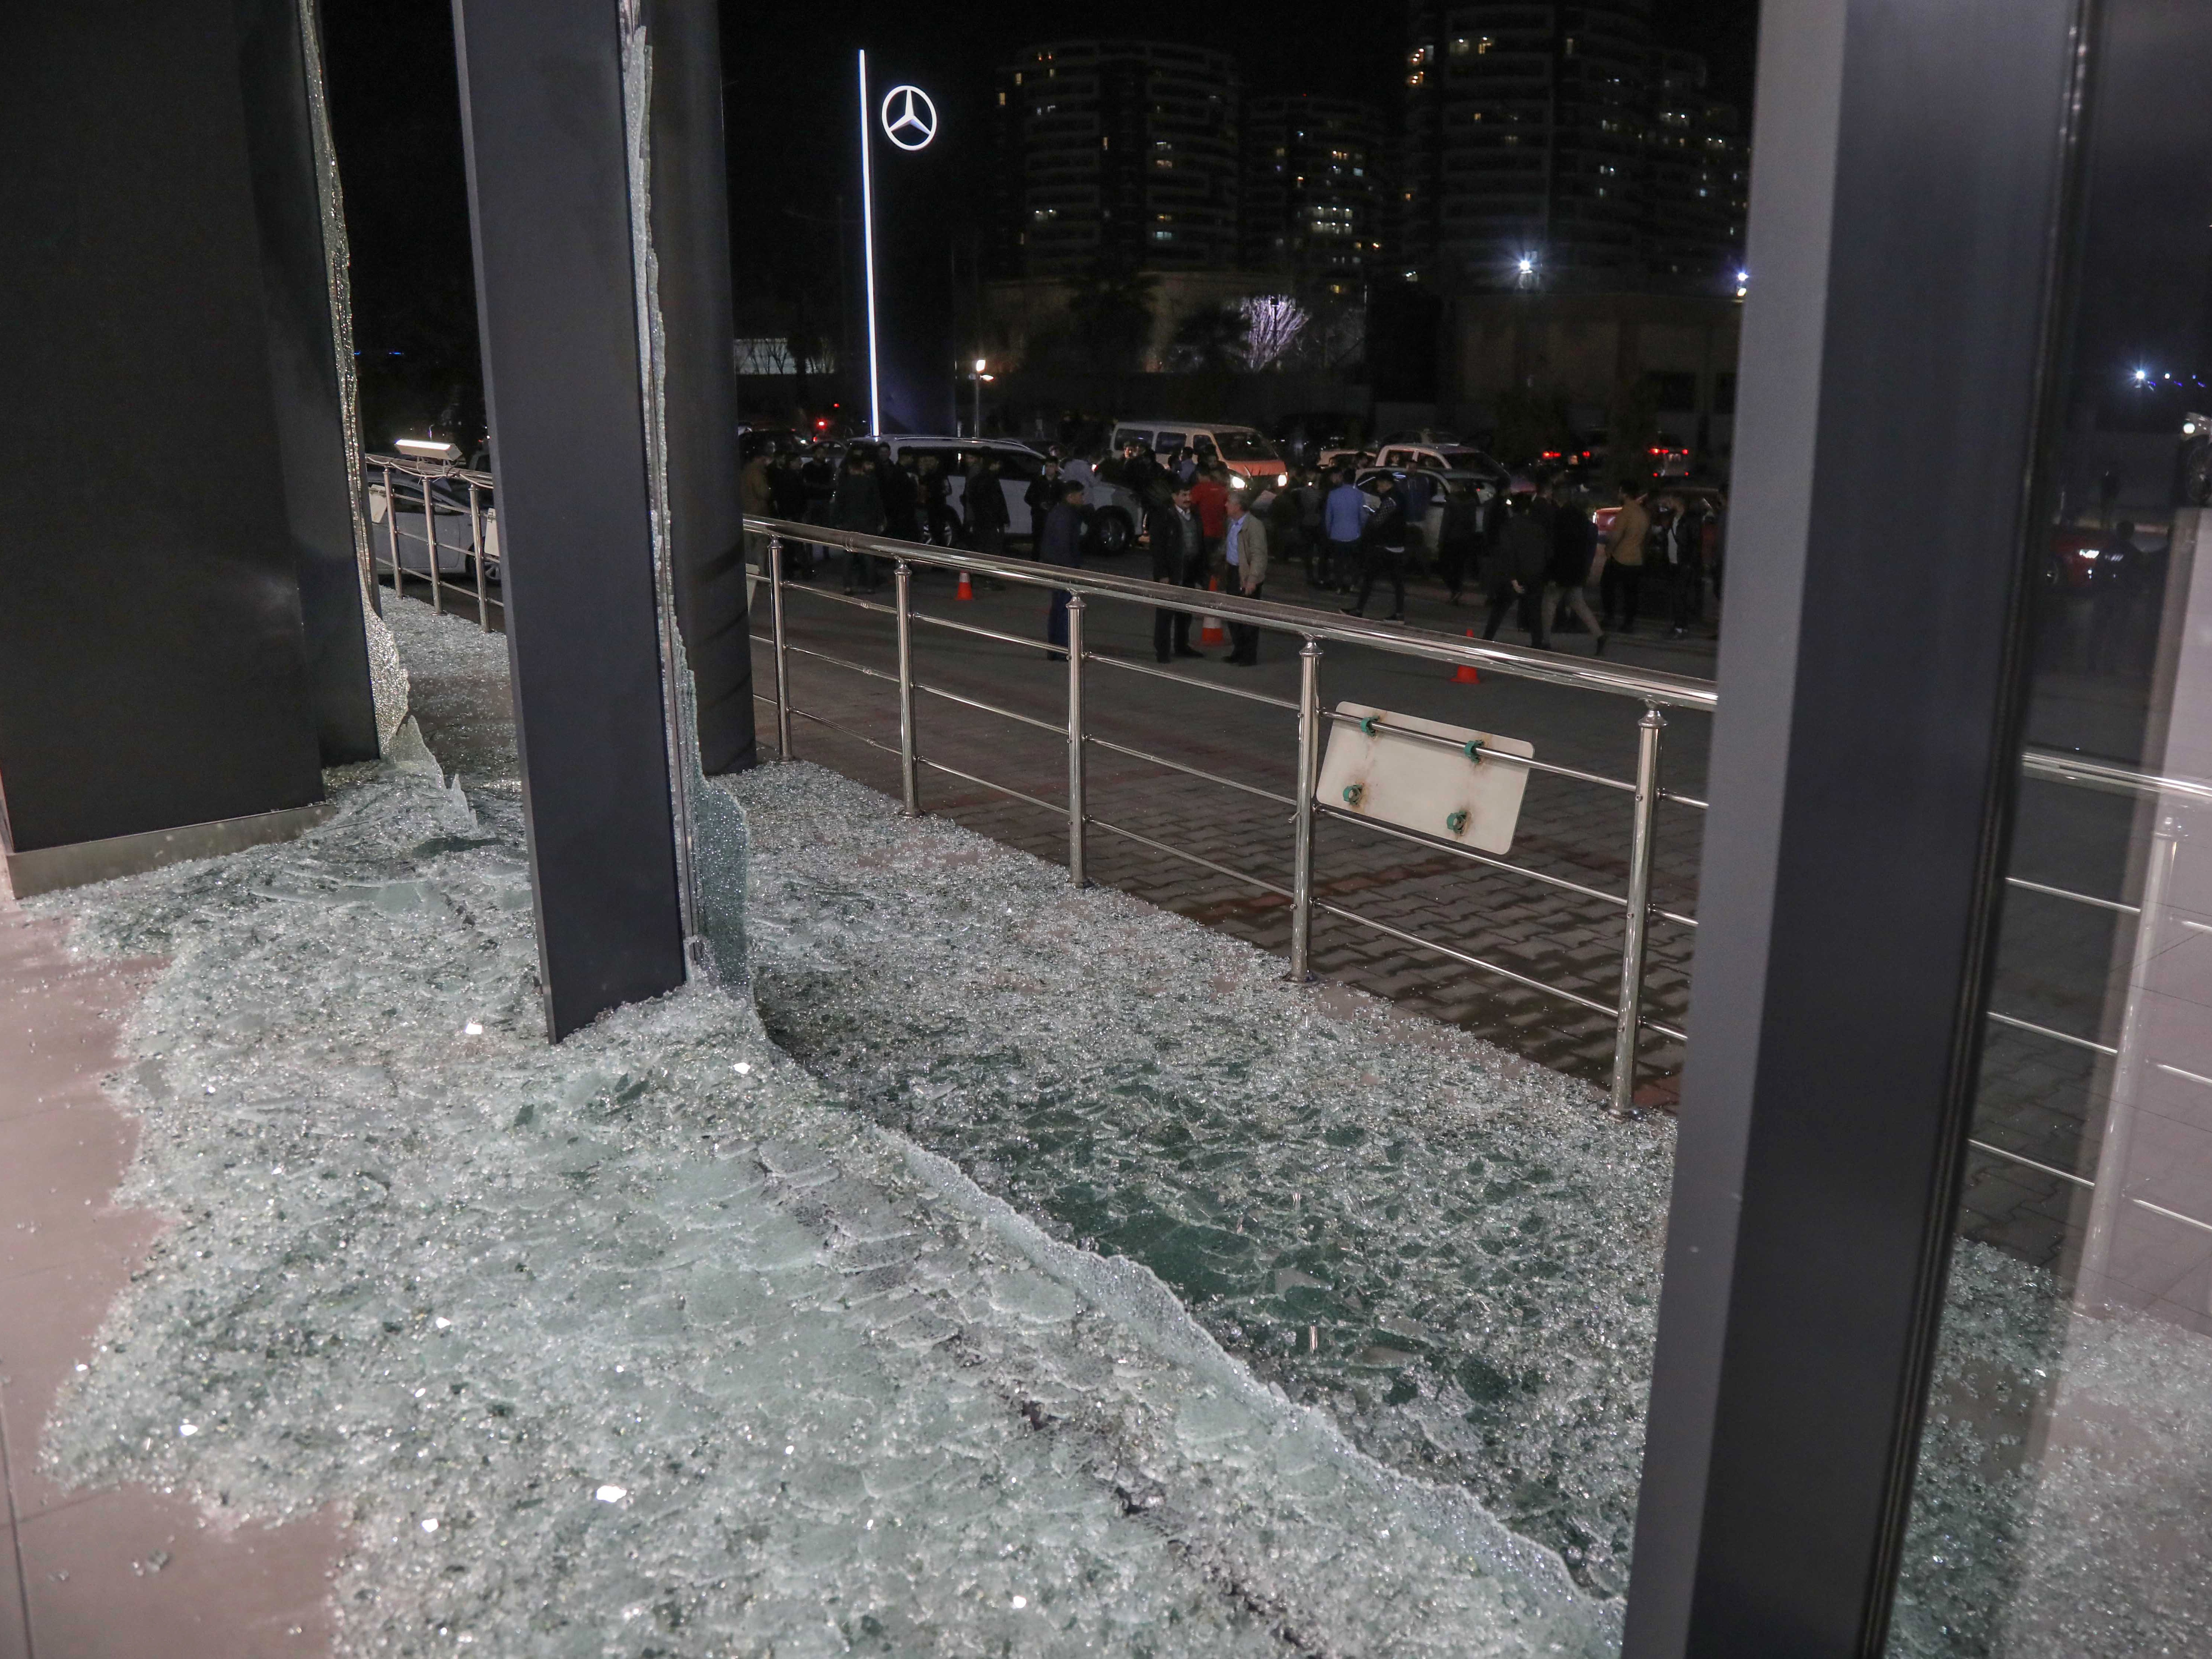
left=1315, top=701, right=1534, bottom=854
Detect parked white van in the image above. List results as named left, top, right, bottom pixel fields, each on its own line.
left=1108, top=421, right=1291, bottom=490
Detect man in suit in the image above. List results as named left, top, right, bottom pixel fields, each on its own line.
left=1220, top=490, right=1269, bottom=666
left=1023, top=456, right=1064, bottom=549
left=1145, top=481, right=1207, bottom=662
left=1039, top=477, right=1086, bottom=660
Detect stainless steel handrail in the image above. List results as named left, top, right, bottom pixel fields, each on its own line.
left=367, top=451, right=501, bottom=631
left=746, top=515, right=1721, bottom=712
left=746, top=514, right=2206, bottom=1123
left=751, top=519, right=1691, bottom=1113
left=2020, top=746, right=2212, bottom=806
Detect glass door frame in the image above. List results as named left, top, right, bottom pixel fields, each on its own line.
left=1620, top=0, right=2101, bottom=1652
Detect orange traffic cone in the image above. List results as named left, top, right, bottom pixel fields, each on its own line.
left=956, top=570, right=974, bottom=601
left=1199, top=576, right=1227, bottom=647
left=1453, top=629, right=1481, bottom=684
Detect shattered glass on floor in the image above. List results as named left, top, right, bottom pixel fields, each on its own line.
left=32, top=601, right=1620, bottom=1656
left=47, top=600, right=2196, bottom=1656
left=734, top=764, right=1675, bottom=1600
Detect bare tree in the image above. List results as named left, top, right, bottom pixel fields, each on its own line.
left=1239, top=294, right=1309, bottom=371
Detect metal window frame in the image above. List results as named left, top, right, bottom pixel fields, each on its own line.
left=1620, top=0, right=2097, bottom=1653
left=450, top=0, right=688, bottom=1039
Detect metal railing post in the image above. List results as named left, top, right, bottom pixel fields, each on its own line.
left=895, top=559, right=919, bottom=814
left=1612, top=705, right=1666, bottom=1113
left=1290, top=636, right=1322, bottom=980
left=1066, top=594, right=1087, bottom=885
left=383, top=464, right=401, bottom=600
left=467, top=481, right=488, bottom=630
left=768, top=534, right=792, bottom=760
left=425, top=475, right=444, bottom=616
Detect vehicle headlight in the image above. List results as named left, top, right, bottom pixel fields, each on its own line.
left=1276, top=472, right=1289, bottom=486
left=1230, top=474, right=1248, bottom=489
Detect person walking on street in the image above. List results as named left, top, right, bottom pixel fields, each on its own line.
left=1322, top=467, right=1365, bottom=592
left=1437, top=480, right=1485, bottom=603
left=1600, top=481, right=1650, bottom=635
left=919, top=454, right=956, bottom=547
left=1024, top=456, right=1064, bottom=551
left=1481, top=493, right=1552, bottom=648
left=1039, top=478, right=1087, bottom=660
left=1543, top=479, right=1607, bottom=654
left=1146, top=481, right=1207, bottom=661
left=830, top=449, right=887, bottom=592
left=1191, top=464, right=1231, bottom=579
left=1666, top=494, right=1707, bottom=636
left=1266, top=471, right=1304, bottom=586
left=1347, top=471, right=1407, bottom=621
left=1221, top=490, right=1269, bottom=665
left=1295, top=467, right=1325, bottom=582
left=741, top=447, right=774, bottom=571
left=966, top=455, right=1009, bottom=562
left=880, top=451, right=921, bottom=544
left=766, top=453, right=812, bottom=578
left=1401, top=466, right=1436, bottom=574
left=800, top=446, right=838, bottom=577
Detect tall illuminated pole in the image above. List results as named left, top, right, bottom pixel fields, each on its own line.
left=857, top=49, right=881, bottom=435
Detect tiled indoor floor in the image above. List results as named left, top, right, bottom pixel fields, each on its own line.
left=0, top=885, right=345, bottom=1658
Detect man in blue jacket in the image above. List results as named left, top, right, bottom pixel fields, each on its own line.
left=1322, top=467, right=1366, bottom=593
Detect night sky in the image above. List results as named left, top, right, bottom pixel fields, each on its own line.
left=321, top=0, right=1760, bottom=439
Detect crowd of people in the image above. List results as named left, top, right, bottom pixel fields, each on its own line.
left=739, top=437, right=1725, bottom=665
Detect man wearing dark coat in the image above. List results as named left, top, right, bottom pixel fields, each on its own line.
left=1039, top=479, right=1086, bottom=660
left=1482, top=493, right=1552, bottom=648
left=830, top=451, right=886, bottom=593
left=1145, top=482, right=1207, bottom=662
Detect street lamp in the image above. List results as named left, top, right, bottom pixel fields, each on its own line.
left=966, top=358, right=994, bottom=437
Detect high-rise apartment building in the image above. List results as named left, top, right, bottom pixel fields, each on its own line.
left=992, top=42, right=1240, bottom=280
left=1398, top=2, right=1744, bottom=294
left=1239, top=96, right=1385, bottom=298
left=1646, top=50, right=1748, bottom=289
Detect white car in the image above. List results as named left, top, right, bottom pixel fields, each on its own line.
left=872, top=436, right=1141, bottom=556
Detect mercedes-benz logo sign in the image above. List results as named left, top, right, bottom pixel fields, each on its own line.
left=880, top=84, right=937, bottom=151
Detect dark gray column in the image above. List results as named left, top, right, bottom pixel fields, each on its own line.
left=236, top=0, right=381, bottom=766
left=1622, top=0, right=2090, bottom=1652
left=648, top=0, right=757, bottom=777
left=0, top=0, right=326, bottom=858
left=451, top=0, right=687, bottom=1039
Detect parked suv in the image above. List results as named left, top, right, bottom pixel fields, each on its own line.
left=1109, top=421, right=1291, bottom=490
left=1370, top=438, right=1510, bottom=489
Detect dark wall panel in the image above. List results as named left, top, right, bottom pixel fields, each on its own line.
left=0, top=0, right=326, bottom=851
